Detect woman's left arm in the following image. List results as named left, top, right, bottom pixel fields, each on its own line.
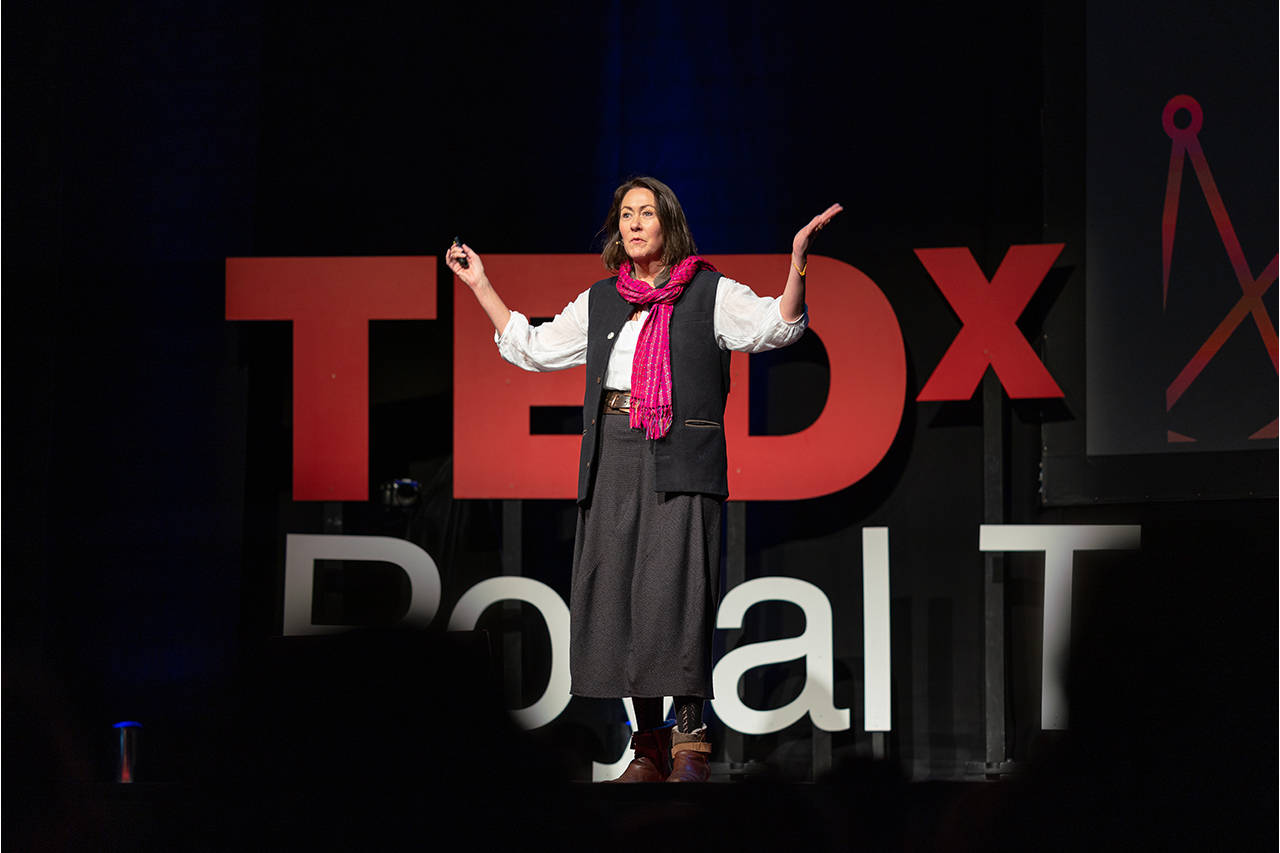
left=780, top=203, right=844, bottom=322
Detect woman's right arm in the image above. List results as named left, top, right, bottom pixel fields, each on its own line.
left=448, top=241, right=590, bottom=371
left=447, top=242, right=511, bottom=333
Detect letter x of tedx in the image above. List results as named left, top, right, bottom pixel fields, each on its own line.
left=916, top=244, right=1065, bottom=401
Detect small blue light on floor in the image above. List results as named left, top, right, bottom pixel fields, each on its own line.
left=114, top=721, right=142, bottom=783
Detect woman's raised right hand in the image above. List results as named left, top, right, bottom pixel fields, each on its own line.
left=445, top=242, right=487, bottom=291
left=446, top=241, right=512, bottom=332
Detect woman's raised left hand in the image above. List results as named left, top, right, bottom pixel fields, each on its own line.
left=792, top=203, right=844, bottom=261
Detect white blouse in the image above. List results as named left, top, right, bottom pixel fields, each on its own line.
left=495, top=276, right=808, bottom=390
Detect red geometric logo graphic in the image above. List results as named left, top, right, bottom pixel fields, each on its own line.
left=1161, top=94, right=1278, bottom=442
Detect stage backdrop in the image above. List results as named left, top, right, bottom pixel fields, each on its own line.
left=4, top=0, right=1275, bottom=787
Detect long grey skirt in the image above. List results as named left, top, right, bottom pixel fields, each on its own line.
left=569, top=413, right=722, bottom=699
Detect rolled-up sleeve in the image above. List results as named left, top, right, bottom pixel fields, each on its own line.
left=713, top=276, right=808, bottom=353
left=495, top=287, right=592, bottom=371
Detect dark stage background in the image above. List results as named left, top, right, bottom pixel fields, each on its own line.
left=5, top=0, right=1277, bottom=848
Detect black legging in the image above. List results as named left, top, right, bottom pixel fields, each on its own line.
left=633, top=696, right=703, bottom=733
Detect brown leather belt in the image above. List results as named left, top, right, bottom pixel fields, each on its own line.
left=602, top=390, right=631, bottom=414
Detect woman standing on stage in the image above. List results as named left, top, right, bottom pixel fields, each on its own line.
left=447, top=177, right=840, bottom=782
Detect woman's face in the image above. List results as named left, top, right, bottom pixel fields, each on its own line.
left=619, top=187, right=664, bottom=267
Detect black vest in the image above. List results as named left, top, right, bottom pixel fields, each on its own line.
left=577, top=269, right=731, bottom=504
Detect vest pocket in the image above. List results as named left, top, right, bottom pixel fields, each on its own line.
left=684, top=419, right=721, bottom=429
left=671, top=310, right=712, bottom=323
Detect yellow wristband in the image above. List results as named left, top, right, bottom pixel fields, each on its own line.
left=791, top=257, right=807, bottom=276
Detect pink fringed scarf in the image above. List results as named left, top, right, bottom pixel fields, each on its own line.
left=615, top=255, right=716, bottom=439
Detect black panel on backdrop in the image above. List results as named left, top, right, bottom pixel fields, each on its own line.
left=1085, top=0, right=1277, bottom=456
left=1040, top=0, right=1277, bottom=503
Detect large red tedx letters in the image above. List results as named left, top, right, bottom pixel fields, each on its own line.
left=453, top=255, right=906, bottom=501
left=915, top=244, right=1066, bottom=401
left=226, top=249, right=1066, bottom=501
left=225, top=257, right=437, bottom=501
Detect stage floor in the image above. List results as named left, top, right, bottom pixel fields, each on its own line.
left=10, top=776, right=993, bottom=852
left=11, top=769, right=1258, bottom=853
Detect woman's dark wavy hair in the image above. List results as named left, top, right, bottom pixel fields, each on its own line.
left=598, top=176, right=698, bottom=272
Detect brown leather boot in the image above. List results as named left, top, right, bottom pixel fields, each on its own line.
left=607, top=722, right=673, bottom=782
left=666, top=726, right=711, bottom=782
